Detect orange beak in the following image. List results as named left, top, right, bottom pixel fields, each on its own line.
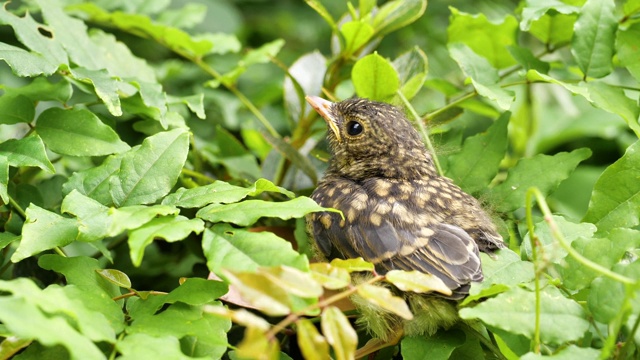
left=306, top=96, right=342, bottom=143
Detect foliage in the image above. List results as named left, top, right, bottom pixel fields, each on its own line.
left=0, top=0, right=639, bottom=359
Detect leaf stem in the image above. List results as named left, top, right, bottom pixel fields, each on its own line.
left=397, top=90, right=444, bottom=176
left=524, top=189, right=542, bottom=354
left=424, top=91, right=477, bottom=122
left=8, top=195, right=27, bottom=219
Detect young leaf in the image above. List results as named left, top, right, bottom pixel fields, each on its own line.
left=204, top=306, right=271, bottom=331
left=310, top=263, right=351, bottom=290
left=36, top=107, right=130, bottom=156
left=356, top=284, right=413, bottom=320
left=260, top=266, right=323, bottom=298
left=446, top=112, right=509, bottom=194
left=520, top=1, right=579, bottom=31
left=583, top=140, right=640, bottom=234
left=330, top=258, right=375, bottom=272
left=107, top=205, right=180, bottom=236
left=352, top=52, right=400, bottom=102
left=202, top=224, right=308, bottom=274
left=163, top=178, right=294, bottom=208
left=321, top=306, right=357, bottom=360
left=386, top=270, right=452, bottom=296
left=448, top=8, right=518, bottom=69
left=460, top=287, right=589, bottom=344
left=69, top=67, right=122, bottom=117
left=487, top=148, right=591, bottom=212
left=197, top=197, right=337, bottom=226
left=235, top=327, right=280, bottom=360
left=571, top=0, right=617, bottom=78
left=11, top=205, right=79, bottom=263
left=110, top=128, right=189, bottom=207
left=221, top=270, right=293, bottom=316
left=448, top=43, right=514, bottom=110
left=96, top=269, right=132, bottom=289
left=297, top=318, right=330, bottom=360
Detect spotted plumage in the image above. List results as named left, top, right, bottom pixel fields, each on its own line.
left=305, top=96, right=505, bottom=341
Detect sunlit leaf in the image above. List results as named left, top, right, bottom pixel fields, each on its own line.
left=310, top=263, right=351, bottom=289
left=386, top=270, right=452, bottom=296
left=356, top=284, right=413, bottom=320
left=330, top=258, right=375, bottom=272
left=235, top=326, right=280, bottom=360
left=321, top=306, right=357, bottom=360
left=297, top=318, right=329, bottom=360
left=204, top=306, right=271, bottom=331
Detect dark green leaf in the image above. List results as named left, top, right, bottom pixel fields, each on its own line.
left=117, top=333, right=208, bottom=360
left=0, top=95, right=35, bottom=125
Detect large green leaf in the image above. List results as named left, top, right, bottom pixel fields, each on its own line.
left=583, top=140, right=640, bottom=233
left=487, top=148, right=591, bottom=212
left=202, top=224, right=308, bottom=274
left=571, top=0, right=617, bottom=78
left=0, top=135, right=54, bottom=173
left=69, top=67, right=122, bottom=117
left=37, top=108, right=129, bottom=156
left=401, top=330, right=466, bottom=360
left=446, top=112, right=509, bottom=194
left=110, top=129, right=189, bottom=206
left=62, top=153, right=124, bottom=206
left=11, top=205, right=79, bottom=262
left=0, top=42, right=59, bottom=76
left=197, top=196, right=336, bottom=226
left=460, top=287, right=589, bottom=344
left=617, top=22, right=640, bottom=83
left=352, top=52, right=400, bottom=102
left=117, top=333, right=207, bottom=360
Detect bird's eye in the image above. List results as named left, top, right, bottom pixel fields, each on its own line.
left=346, top=121, right=363, bottom=136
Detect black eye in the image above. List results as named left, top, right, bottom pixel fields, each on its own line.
left=346, top=121, right=363, bottom=136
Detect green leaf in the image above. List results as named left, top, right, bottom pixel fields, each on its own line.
left=448, top=8, right=518, bottom=69
left=460, top=287, right=589, bottom=344
left=583, top=140, right=640, bottom=233
left=4, top=77, right=72, bottom=103
left=386, top=270, right=452, bottom=296
left=107, top=204, right=179, bottom=236
left=128, top=215, right=204, bottom=266
left=372, top=0, right=427, bottom=36
left=88, top=30, right=157, bottom=82
left=529, top=12, right=577, bottom=46
left=0, top=155, right=7, bottom=203
left=309, top=263, right=351, bottom=290
left=446, top=112, right=509, bottom=194
left=235, top=327, right=279, bottom=360
left=507, top=45, right=550, bottom=73
left=163, top=178, right=294, bottom=208
left=164, top=278, right=228, bottom=306
left=393, top=46, right=429, bottom=101
left=110, top=128, right=189, bottom=206
left=340, top=21, right=374, bottom=56
left=203, top=125, right=262, bottom=180
left=62, top=153, right=123, bottom=206
left=297, top=318, right=329, bottom=360
left=69, top=67, right=122, bottom=117
left=588, top=262, right=640, bottom=323
left=558, top=236, right=621, bottom=291
left=521, top=216, right=597, bottom=261
left=260, top=130, right=319, bottom=184
left=352, top=52, right=400, bottom=102
left=401, top=329, right=466, bottom=359
left=356, top=284, right=413, bottom=319
left=571, top=0, right=617, bottom=78
left=61, top=190, right=110, bottom=242
left=260, top=266, right=323, bottom=298
left=0, top=95, right=35, bottom=125
left=521, top=345, right=601, bottom=359
left=584, top=82, right=640, bottom=136
left=0, top=232, right=19, bottom=251
left=616, top=23, right=640, bottom=83
left=36, top=107, right=129, bottom=156
left=117, top=334, right=210, bottom=360
left=520, top=0, right=579, bottom=31
left=11, top=205, right=79, bottom=262
left=204, top=306, right=270, bottom=331
left=487, top=148, right=591, bottom=212
left=448, top=43, right=514, bottom=110
left=221, top=269, right=293, bottom=316
left=283, top=51, right=327, bottom=122
left=321, top=306, right=357, bottom=360
left=197, top=196, right=337, bottom=226
left=0, top=135, right=54, bottom=173
left=0, top=336, right=32, bottom=359
left=96, top=269, right=132, bottom=289
left=0, top=42, right=58, bottom=76
left=202, top=224, right=308, bottom=274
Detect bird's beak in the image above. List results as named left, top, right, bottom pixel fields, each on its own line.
left=306, top=96, right=342, bottom=143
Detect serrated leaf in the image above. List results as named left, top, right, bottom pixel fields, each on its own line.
left=310, top=263, right=351, bottom=289
left=110, top=128, right=189, bottom=207
left=487, top=148, right=591, bottom=212
left=446, top=112, right=509, bottom=194
left=163, top=178, right=294, bottom=208
left=62, top=153, right=123, bottom=206
left=96, top=269, right=131, bottom=289
left=617, top=23, right=640, bottom=83
left=221, top=270, right=292, bottom=316
left=448, top=8, right=517, bottom=69
left=583, top=140, right=640, bottom=233
left=0, top=94, right=35, bottom=125
left=197, top=197, right=337, bottom=226
left=330, top=258, right=375, bottom=272
left=11, top=205, right=79, bottom=262
left=460, top=287, right=589, bottom=344
left=372, top=0, right=426, bottom=36
left=203, top=224, right=308, bottom=274
left=0, top=135, right=54, bottom=172
left=352, top=52, right=400, bottom=102
left=401, top=329, right=466, bottom=359
left=357, top=284, right=413, bottom=320
left=386, top=270, right=452, bottom=296
left=37, top=107, right=129, bottom=156
left=128, top=215, right=204, bottom=266
left=297, top=318, right=329, bottom=360
left=448, top=43, right=514, bottom=110
left=321, top=306, right=357, bottom=360
left=571, top=0, right=617, bottom=78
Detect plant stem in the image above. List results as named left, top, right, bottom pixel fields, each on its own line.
left=8, top=195, right=27, bottom=219
left=525, top=189, right=542, bottom=354
left=424, top=91, right=477, bottom=122
left=181, top=168, right=216, bottom=184
left=397, top=90, right=444, bottom=176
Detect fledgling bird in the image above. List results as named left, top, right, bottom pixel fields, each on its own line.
left=305, top=96, right=505, bottom=345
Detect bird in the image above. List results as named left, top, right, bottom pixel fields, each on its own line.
left=305, top=96, right=505, bottom=349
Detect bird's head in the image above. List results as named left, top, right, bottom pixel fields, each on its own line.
left=306, top=96, right=437, bottom=181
